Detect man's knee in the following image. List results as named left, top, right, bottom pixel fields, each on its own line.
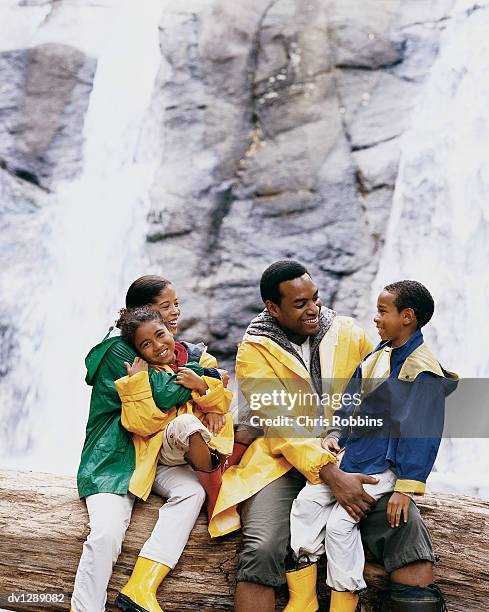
left=361, top=495, right=436, bottom=573
left=390, top=560, right=433, bottom=585
left=237, top=531, right=286, bottom=587
left=245, top=533, right=277, bottom=564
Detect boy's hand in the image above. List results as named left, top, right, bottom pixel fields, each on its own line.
left=124, top=357, right=148, bottom=377
left=321, top=436, right=341, bottom=454
left=387, top=492, right=410, bottom=527
left=176, top=367, right=208, bottom=395
left=204, top=413, right=226, bottom=435
left=217, top=368, right=229, bottom=387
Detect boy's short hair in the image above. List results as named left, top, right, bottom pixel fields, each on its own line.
left=384, top=280, right=434, bottom=328
left=260, top=260, right=309, bottom=304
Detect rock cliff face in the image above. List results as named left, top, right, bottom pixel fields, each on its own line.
left=146, top=0, right=454, bottom=361
left=0, top=0, right=455, bottom=411
left=0, top=43, right=95, bottom=190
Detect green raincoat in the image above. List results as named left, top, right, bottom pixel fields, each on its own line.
left=77, top=335, right=202, bottom=499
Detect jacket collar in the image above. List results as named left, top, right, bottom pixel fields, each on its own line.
left=245, top=308, right=335, bottom=361
left=373, top=329, right=423, bottom=360
left=244, top=307, right=336, bottom=392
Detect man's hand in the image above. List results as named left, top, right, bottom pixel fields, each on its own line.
left=217, top=368, right=229, bottom=387
left=176, top=367, right=208, bottom=395
left=124, top=357, right=148, bottom=377
left=321, top=436, right=341, bottom=454
left=204, top=412, right=226, bottom=435
left=319, top=463, right=378, bottom=521
left=387, top=492, right=410, bottom=528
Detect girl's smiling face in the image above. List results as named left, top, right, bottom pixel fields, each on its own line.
left=133, top=320, right=175, bottom=366
left=152, top=284, right=180, bottom=336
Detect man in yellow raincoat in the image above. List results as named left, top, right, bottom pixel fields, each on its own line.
left=209, top=261, right=439, bottom=612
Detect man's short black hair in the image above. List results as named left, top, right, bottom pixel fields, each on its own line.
left=260, top=260, right=309, bottom=305
left=384, top=280, right=435, bottom=328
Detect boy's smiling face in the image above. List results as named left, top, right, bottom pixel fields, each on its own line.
left=134, top=320, right=176, bottom=366
left=374, top=289, right=416, bottom=346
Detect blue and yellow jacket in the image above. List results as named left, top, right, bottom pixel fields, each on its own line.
left=333, top=329, right=458, bottom=494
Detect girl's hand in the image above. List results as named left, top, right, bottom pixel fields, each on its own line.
left=204, top=413, right=226, bottom=435
left=124, top=357, right=148, bottom=377
left=176, top=367, right=208, bottom=395
left=217, top=368, right=229, bottom=387
left=387, top=492, right=411, bottom=528
left=321, top=436, right=341, bottom=454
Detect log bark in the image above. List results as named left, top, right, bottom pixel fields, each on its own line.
left=0, top=470, right=488, bottom=612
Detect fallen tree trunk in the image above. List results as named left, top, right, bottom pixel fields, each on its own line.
left=0, top=470, right=488, bottom=611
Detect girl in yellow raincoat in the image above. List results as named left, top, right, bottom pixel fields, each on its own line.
left=113, top=304, right=233, bottom=612
left=116, top=305, right=234, bottom=479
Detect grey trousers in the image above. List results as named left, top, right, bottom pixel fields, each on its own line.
left=236, top=469, right=436, bottom=588
left=237, top=468, right=306, bottom=587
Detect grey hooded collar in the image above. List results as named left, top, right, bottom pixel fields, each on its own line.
left=245, top=307, right=336, bottom=394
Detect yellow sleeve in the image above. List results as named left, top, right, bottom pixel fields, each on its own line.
left=115, top=371, right=171, bottom=436
left=236, top=342, right=335, bottom=483
left=199, top=349, right=218, bottom=368
left=191, top=376, right=233, bottom=414
left=359, top=327, right=374, bottom=360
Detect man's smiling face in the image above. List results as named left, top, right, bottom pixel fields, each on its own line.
left=266, top=273, right=321, bottom=341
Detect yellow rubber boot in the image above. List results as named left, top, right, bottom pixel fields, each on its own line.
left=115, top=557, right=171, bottom=612
left=283, top=563, right=319, bottom=612
left=329, top=590, right=359, bottom=612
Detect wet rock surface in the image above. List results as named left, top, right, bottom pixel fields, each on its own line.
left=0, top=0, right=455, bottom=368
left=146, top=0, right=454, bottom=361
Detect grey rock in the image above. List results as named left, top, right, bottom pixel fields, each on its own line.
left=328, top=0, right=404, bottom=69
left=141, top=0, right=456, bottom=360
left=0, top=43, right=96, bottom=190
left=353, top=138, right=401, bottom=190
left=347, top=72, right=420, bottom=150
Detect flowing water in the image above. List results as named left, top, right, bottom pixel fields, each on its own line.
left=373, top=0, right=489, bottom=498
left=0, top=0, right=164, bottom=473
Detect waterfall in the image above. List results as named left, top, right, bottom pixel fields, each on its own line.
left=373, top=0, right=489, bottom=498
left=0, top=0, right=164, bottom=474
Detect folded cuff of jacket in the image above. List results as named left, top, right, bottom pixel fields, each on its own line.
left=395, top=479, right=426, bottom=494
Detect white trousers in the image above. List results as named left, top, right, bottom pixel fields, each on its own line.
left=290, top=468, right=396, bottom=592
left=71, top=464, right=205, bottom=612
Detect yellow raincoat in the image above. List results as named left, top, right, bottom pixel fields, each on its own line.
left=209, top=316, right=373, bottom=538
left=115, top=350, right=233, bottom=501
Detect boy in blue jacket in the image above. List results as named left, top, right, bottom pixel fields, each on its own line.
left=286, top=280, right=457, bottom=612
